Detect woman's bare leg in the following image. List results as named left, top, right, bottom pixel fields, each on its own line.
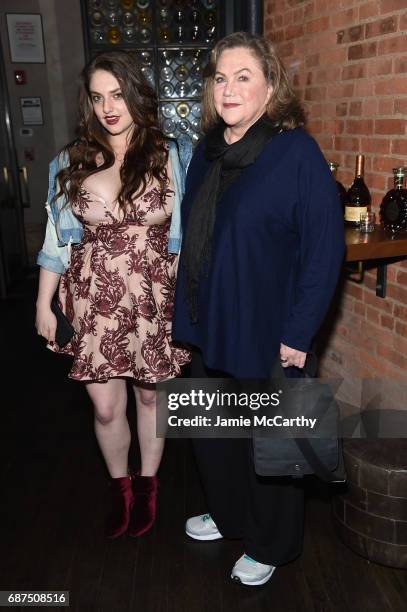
left=133, top=386, right=164, bottom=477
left=86, top=378, right=130, bottom=478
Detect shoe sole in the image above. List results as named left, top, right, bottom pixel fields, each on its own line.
left=231, top=567, right=275, bottom=586
left=185, top=528, right=223, bottom=541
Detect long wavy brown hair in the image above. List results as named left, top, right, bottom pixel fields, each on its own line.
left=201, top=31, right=306, bottom=133
left=56, top=51, right=168, bottom=211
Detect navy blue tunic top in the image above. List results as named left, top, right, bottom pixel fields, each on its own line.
left=173, top=128, right=345, bottom=378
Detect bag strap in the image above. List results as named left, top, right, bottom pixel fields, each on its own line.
left=272, top=353, right=345, bottom=483
left=292, top=437, right=346, bottom=483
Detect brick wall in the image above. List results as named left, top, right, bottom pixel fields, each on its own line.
left=264, top=0, right=407, bottom=380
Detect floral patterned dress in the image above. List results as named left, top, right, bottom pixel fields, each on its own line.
left=51, top=177, right=190, bottom=383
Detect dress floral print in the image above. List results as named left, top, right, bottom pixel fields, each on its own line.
left=50, top=177, right=190, bottom=383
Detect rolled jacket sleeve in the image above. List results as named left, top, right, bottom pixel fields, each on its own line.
left=36, top=204, right=68, bottom=274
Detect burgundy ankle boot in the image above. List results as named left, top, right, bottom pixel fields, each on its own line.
left=128, top=475, right=158, bottom=537
left=105, top=476, right=134, bottom=539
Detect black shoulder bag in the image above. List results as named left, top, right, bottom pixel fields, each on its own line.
left=252, top=354, right=346, bottom=483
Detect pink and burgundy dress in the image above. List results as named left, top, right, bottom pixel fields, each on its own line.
left=50, top=177, right=190, bottom=383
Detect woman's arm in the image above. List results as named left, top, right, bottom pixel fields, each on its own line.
left=35, top=267, right=61, bottom=342
left=280, top=135, right=345, bottom=357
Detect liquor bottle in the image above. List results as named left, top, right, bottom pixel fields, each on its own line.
left=175, top=64, right=188, bottom=82
left=176, top=26, right=185, bottom=43
left=190, top=10, right=200, bottom=23
left=345, top=154, right=371, bottom=227
left=159, top=8, right=170, bottom=24
left=328, top=162, right=347, bottom=214
left=123, top=27, right=136, bottom=42
left=205, top=10, right=216, bottom=25
left=107, top=27, right=121, bottom=44
left=175, top=10, right=185, bottom=23
left=138, top=10, right=150, bottom=25
left=159, top=26, right=171, bottom=42
left=90, top=11, right=104, bottom=27
left=191, top=25, right=200, bottom=41
left=122, top=12, right=135, bottom=26
left=380, top=167, right=407, bottom=234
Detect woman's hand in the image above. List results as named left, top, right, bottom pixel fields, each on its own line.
left=36, top=304, right=57, bottom=343
left=35, top=267, right=61, bottom=343
left=279, top=343, right=306, bottom=369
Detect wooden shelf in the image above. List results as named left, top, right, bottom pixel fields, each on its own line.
left=345, top=226, right=407, bottom=262
left=345, top=226, right=407, bottom=298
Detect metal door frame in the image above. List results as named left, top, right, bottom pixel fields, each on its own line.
left=0, top=38, right=28, bottom=297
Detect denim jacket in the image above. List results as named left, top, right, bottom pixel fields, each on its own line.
left=37, top=137, right=192, bottom=274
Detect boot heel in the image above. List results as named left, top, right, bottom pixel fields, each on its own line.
left=128, top=475, right=158, bottom=537
left=105, top=476, right=134, bottom=539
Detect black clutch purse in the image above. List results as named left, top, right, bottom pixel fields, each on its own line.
left=50, top=298, right=75, bottom=347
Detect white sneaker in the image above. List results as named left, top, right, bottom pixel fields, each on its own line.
left=231, top=554, right=276, bottom=586
left=185, top=513, right=223, bottom=541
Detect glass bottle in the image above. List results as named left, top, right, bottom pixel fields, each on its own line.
left=178, top=119, right=190, bottom=133
left=160, top=82, right=174, bottom=97
left=175, top=64, right=188, bottom=81
left=92, top=29, right=105, bottom=43
left=123, top=27, right=136, bottom=42
left=160, top=50, right=172, bottom=66
left=176, top=102, right=190, bottom=118
left=328, top=162, right=347, bottom=215
left=159, top=8, right=170, bottom=24
left=380, top=167, right=407, bottom=234
left=108, top=27, right=121, bottom=44
left=345, top=154, right=371, bottom=227
left=163, top=118, right=176, bottom=135
left=162, top=103, right=176, bottom=118
left=204, top=25, right=216, bottom=42
left=122, top=12, right=135, bottom=26
left=90, top=11, right=104, bottom=27
left=176, top=26, right=185, bottom=43
left=160, top=66, right=173, bottom=81
left=140, top=50, right=152, bottom=65
left=138, top=10, right=150, bottom=25
left=175, top=10, right=185, bottom=23
left=191, top=25, right=200, bottom=41
left=159, top=27, right=171, bottom=42
left=205, top=10, right=216, bottom=25
left=107, top=11, right=120, bottom=26
left=191, top=102, right=201, bottom=117
left=140, top=28, right=151, bottom=43
left=175, top=82, right=189, bottom=97
left=190, top=81, right=202, bottom=96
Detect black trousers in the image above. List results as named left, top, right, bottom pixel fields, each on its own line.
left=190, top=350, right=305, bottom=566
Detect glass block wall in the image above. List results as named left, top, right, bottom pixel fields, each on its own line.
left=82, top=0, right=220, bottom=142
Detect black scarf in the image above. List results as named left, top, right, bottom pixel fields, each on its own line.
left=182, top=114, right=281, bottom=323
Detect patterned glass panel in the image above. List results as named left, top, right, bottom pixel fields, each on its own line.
left=87, top=0, right=153, bottom=46
left=156, top=0, right=218, bottom=45
left=83, top=0, right=219, bottom=143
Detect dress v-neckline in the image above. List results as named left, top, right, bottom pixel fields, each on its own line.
left=81, top=186, right=118, bottom=208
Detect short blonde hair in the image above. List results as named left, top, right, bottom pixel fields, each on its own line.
left=201, top=32, right=305, bottom=133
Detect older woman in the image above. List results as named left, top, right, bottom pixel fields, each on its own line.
left=172, top=32, right=345, bottom=586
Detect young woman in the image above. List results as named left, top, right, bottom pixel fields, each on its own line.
left=36, top=51, right=190, bottom=539
left=173, top=32, right=345, bottom=586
